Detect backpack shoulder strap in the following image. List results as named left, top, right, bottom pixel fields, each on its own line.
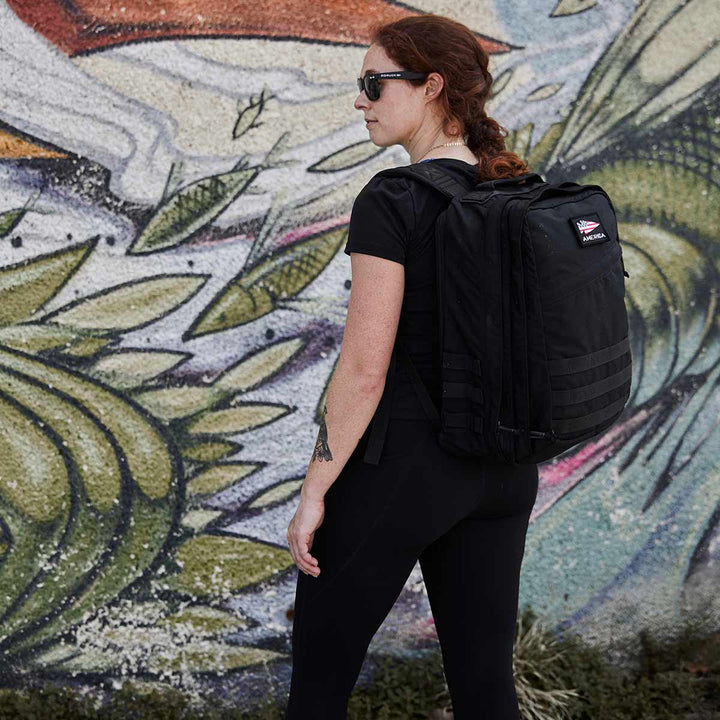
left=375, top=164, right=545, bottom=200
left=374, top=163, right=475, bottom=199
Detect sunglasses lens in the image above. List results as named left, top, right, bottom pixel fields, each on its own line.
left=366, top=77, right=380, bottom=101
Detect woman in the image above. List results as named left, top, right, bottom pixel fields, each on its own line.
left=286, top=14, right=539, bottom=720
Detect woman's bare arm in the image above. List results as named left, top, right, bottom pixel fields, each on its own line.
left=300, top=252, right=404, bottom=501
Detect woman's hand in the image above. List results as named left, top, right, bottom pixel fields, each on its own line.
left=287, top=493, right=325, bottom=577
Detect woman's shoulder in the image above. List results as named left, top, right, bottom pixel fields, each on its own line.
left=345, top=172, right=416, bottom=264
left=354, top=172, right=415, bottom=216
left=360, top=170, right=412, bottom=196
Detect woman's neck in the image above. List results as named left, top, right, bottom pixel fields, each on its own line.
left=418, top=153, right=478, bottom=165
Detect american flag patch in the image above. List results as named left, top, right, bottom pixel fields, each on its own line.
left=576, top=219, right=600, bottom=235
left=569, top=213, right=608, bottom=247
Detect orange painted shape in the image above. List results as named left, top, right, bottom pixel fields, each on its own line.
left=7, top=0, right=512, bottom=57
left=0, top=128, right=69, bottom=159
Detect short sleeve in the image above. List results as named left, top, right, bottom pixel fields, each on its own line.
left=344, top=176, right=415, bottom=265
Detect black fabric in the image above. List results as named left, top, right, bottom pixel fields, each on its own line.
left=287, top=416, right=539, bottom=719
left=344, top=158, right=479, bottom=420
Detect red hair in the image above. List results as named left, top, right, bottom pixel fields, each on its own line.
left=370, top=15, right=530, bottom=182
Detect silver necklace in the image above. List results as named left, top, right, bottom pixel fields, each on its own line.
left=418, top=140, right=468, bottom=162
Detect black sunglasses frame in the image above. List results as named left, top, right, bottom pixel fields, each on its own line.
left=356, top=71, right=429, bottom=101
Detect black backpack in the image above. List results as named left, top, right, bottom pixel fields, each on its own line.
left=361, top=164, right=632, bottom=466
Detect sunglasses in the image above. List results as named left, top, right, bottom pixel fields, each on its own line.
left=356, top=71, right=429, bottom=101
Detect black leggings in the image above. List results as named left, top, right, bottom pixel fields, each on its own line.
left=286, top=417, right=539, bottom=719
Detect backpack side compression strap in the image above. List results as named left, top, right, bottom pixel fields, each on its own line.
left=361, top=337, right=443, bottom=465
left=396, top=338, right=441, bottom=429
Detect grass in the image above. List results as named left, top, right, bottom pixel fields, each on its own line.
left=0, top=607, right=717, bottom=719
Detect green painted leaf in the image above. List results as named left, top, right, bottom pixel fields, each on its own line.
left=0, top=348, right=175, bottom=500
left=504, top=123, right=533, bottom=159
left=26, top=642, right=79, bottom=668
left=87, top=350, right=189, bottom=390
left=133, top=384, right=220, bottom=421
left=187, top=227, right=346, bottom=338
left=41, top=275, right=207, bottom=331
left=0, top=209, right=26, bottom=238
left=149, top=643, right=284, bottom=673
left=527, top=83, right=563, bottom=101
left=181, top=440, right=242, bottom=463
left=308, top=142, right=387, bottom=173
left=0, top=368, right=122, bottom=513
left=51, top=638, right=282, bottom=675
left=0, top=395, right=70, bottom=522
left=0, top=323, right=113, bottom=354
left=248, top=479, right=303, bottom=509
left=59, top=336, right=114, bottom=358
left=0, top=512, right=53, bottom=633
left=187, top=462, right=259, bottom=497
left=0, top=191, right=41, bottom=239
left=164, top=604, right=250, bottom=636
left=165, top=535, right=294, bottom=598
left=550, top=0, right=598, bottom=17
left=526, top=121, right=566, bottom=173
left=213, top=336, right=306, bottom=393
left=128, top=167, right=259, bottom=254
left=181, top=509, right=224, bottom=532
left=185, top=403, right=292, bottom=436
left=0, top=241, right=95, bottom=325
left=0, top=324, right=89, bottom=353
left=132, top=337, right=306, bottom=422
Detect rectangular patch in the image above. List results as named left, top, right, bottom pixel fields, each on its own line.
left=570, top=213, right=610, bottom=247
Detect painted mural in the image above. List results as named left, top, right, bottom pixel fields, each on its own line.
left=0, top=0, right=718, bottom=708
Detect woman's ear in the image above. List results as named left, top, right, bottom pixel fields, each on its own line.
left=423, top=72, right=444, bottom=101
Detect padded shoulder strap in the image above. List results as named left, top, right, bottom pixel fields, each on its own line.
left=376, top=164, right=545, bottom=200
left=374, top=164, right=475, bottom=199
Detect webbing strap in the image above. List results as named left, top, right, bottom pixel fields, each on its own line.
left=442, top=351, right=482, bottom=375
left=553, top=394, right=628, bottom=436
left=552, top=364, right=632, bottom=406
left=442, top=381, right=483, bottom=403
left=362, top=349, right=397, bottom=465
left=547, top=336, right=630, bottom=377
left=442, top=411, right=483, bottom=433
left=363, top=337, right=444, bottom=464
left=397, top=339, right=441, bottom=427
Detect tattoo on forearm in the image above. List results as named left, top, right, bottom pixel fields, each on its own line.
left=312, top=405, right=333, bottom=462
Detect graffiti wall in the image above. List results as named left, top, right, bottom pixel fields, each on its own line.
left=0, top=0, right=717, bottom=708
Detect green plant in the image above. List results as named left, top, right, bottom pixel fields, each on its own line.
left=513, top=607, right=581, bottom=719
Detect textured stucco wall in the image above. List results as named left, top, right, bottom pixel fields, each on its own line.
left=0, top=0, right=718, bottom=708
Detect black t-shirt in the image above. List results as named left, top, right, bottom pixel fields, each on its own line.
left=343, top=158, right=479, bottom=419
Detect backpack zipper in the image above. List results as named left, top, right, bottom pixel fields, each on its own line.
left=497, top=423, right=555, bottom=440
